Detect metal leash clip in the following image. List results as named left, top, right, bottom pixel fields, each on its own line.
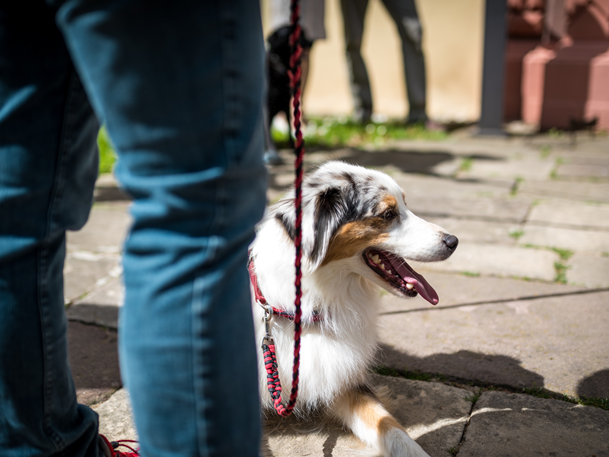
left=259, top=302, right=274, bottom=347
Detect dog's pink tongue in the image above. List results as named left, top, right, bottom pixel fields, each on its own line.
left=393, top=260, right=439, bottom=305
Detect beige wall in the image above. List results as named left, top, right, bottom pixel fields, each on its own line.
left=262, top=0, right=485, bottom=122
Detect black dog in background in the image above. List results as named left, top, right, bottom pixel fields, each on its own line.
left=264, top=26, right=313, bottom=165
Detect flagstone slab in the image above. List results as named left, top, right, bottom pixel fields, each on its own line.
left=409, top=198, right=531, bottom=224
left=64, top=253, right=121, bottom=304
left=66, top=276, right=124, bottom=329
left=556, top=163, right=609, bottom=180
left=378, top=289, right=609, bottom=398
left=459, top=391, right=609, bottom=457
left=458, top=154, right=555, bottom=181
left=567, top=254, right=609, bottom=288
left=518, top=180, right=609, bottom=203
left=519, top=225, right=609, bottom=253
left=424, top=218, right=521, bottom=245
left=94, top=388, right=138, bottom=442
left=414, top=243, right=558, bottom=281
left=527, top=199, right=609, bottom=230
left=66, top=202, right=131, bottom=254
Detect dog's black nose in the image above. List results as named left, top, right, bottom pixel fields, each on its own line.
left=443, top=234, right=459, bottom=250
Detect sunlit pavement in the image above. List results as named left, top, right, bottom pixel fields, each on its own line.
left=66, top=130, right=609, bottom=456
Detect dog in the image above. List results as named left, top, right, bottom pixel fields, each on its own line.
left=249, top=161, right=458, bottom=457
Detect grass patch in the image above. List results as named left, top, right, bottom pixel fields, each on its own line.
left=372, top=368, right=609, bottom=411
left=371, top=366, right=446, bottom=382
left=510, top=177, right=523, bottom=196
left=272, top=116, right=447, bottom=148
left=98, top=126, right=116, bottom=174
left=374, top=368, right=609, bottom=411
left=554, top=261, right=570, bottom=284
left=372, top=366, right=402, bottom=377
left=459, top=157, right=474, bottom=173
left=523, top=386, right=609, bottom=411
left=551, top=247, right=573, bottom=261
left=509, top=230, right=524, bottom=240
left=447, top=446, right=459, bottom=456
left=461, top=271, right=480, bottom=277
left=540, top=144, right=552, bottom=158
left=547, top=128, right=565, bottom=138
left=602, top=252, right=609, bottom=257
left=465, top=390, right=482, bottom=405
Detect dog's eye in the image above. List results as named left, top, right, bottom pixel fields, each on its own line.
left=382, top=209, right=397, bottom=220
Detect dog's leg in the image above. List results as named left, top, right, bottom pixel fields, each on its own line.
left=332, top=385, right=430, bottom=457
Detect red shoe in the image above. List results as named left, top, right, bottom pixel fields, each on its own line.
left=98, top=434, right=140, bottom=456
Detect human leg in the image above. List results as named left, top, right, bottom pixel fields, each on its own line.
left=54, top=1, right=267, bottom=455
left=340, top=0, right=373, bottom=123
left=0, top=3, right=100, bottom=456
left=382, top=0, right=428, bottom=123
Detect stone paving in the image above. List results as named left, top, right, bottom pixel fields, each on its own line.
left=65, top=131, right=609, bottom=456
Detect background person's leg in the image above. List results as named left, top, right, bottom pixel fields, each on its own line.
left=340, top=0, right=373, bottom=123
left=0, top=3, right=100, bottom=456
left=382, top=0, right=428, bottom=123
left=54, top=1, right=267, bottom=455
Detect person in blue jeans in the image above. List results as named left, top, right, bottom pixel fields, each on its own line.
left=0, top=1, right=267, bottom=456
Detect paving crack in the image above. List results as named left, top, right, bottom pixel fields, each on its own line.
left=380, top=287, right=609, bottom=316
left=449, top=396, right=477, bottom=456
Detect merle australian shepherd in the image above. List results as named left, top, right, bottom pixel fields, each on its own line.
left=249, top=161, right=458, bottom=457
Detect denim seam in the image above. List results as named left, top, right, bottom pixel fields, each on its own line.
left=39, top=69, right=80, bottom=452
left=192, top=272, right=212, bottom=457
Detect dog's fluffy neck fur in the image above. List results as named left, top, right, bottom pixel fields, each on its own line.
left=251, top=217, right=380, bottom=412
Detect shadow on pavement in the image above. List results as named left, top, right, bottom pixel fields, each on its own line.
left=378, top=344, right=545, bottom=392
left=67, top=321, right=122, bottom=406
left=94, top=186, right=131, bottom=202
left=336, top=148, right=503, bottom=175
left=577, top=369, right=609, bottom=398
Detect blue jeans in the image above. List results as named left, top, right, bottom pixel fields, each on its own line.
left=0, top=1, right=266, bottom=456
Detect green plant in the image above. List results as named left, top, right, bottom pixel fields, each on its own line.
left=465, top=390, right=481, bottom=405
left=547, top=128, right=565, bottom=138
left=510, top=177, right=523, bottom=196
left=372, top=366, right=401, bottom=377
left=461, top=271, right=480, bottom=277
left=509, top=230, right=524, bottom=240
left=540, top=144, right=552, bottom=158
left=551, top=248, right=573, bottom=261
left=447, top=446, right=459, bottom=456
left=272, top=116, right=448, bottom=149
left=98, top=126, right=116, bottom=174
left=459, top=157, right=474, bottom=173
left=554, top=261, right=570, bottom=284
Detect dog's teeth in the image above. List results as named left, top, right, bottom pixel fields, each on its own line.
left=387, top=270, right=392, bottom=274
left=372, top=255, right=380, bottom=264
left=380, top=263, right=386, bottom=270
left=406, top=283, right=414, bottom=289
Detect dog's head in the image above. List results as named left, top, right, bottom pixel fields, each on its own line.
left=270, top=161, right=458, bottom=305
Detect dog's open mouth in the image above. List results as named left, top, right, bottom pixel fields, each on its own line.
left=363, top=249, right=439, bottom=305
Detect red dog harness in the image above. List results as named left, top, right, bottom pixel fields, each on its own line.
left=247, top=258, right=323, bottom=323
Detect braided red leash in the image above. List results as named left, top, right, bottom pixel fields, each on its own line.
left=261, top=0, right=305, bottom=417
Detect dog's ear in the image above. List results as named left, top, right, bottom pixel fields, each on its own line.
left=309, top=187, right=347, bottom=268
left=274, top=186, right=347, bottom=269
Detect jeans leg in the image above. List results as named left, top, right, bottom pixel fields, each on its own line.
left=382, top=0, right=428, bottom=122
left=0, top=3, right=100, bottom=457
left=340, top=0, right=373, bottom=122
left=54, top=1, right=267, bottom=456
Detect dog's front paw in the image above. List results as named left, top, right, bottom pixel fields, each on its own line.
left=382, top=428, right=430, bottom=457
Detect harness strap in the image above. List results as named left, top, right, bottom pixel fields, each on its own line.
left=248, top=257, right=323, bottom=323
